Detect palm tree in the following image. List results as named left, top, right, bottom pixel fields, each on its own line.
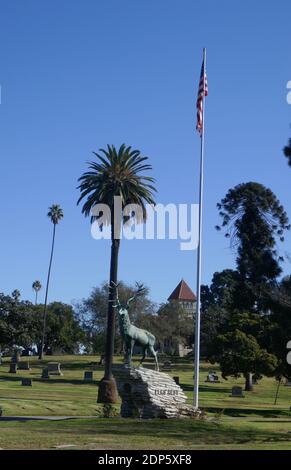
left=32, top=280, right=42, bottom=305
left=77, top=144, right=156, bottom=403
left=39, top=205, right=64, bottom=359
left=283, top=138, right=291, bottom=166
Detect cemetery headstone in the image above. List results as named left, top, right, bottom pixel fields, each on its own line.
left=41, top=368, right=50, bottom=379
left=84, top=371, right=93, bottom=382
left=173, top=376, right=180, bottom=385
left=12, top=348, right=21, bottom=364
left=231, top=386, right=244, bottom=398
left=12, top=355, right=19, bottom=364
left=9, top=363, right=17, bottom=373
left=47, top=362, right=63, bottom=376
left=18, top=361, right=30, bottom=371
left=21, top=378, right=32, bottom=386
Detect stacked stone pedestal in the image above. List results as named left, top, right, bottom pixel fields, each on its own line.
left=113, top=365, right=200, bottom=419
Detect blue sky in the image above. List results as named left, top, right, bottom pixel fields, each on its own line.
left=0, top=0, right=291, bottom=306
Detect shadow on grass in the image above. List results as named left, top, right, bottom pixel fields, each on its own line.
left=0, top=374, right=99, bottom=387
left=0, top=359, right=103, bottom=372
left=205, top=407, right=291, bottom=418
left=180, top=383, right=230, bottom=394
left=0, top=417, right=79, bottom=422
left=21, top=418, right=289, bottom=445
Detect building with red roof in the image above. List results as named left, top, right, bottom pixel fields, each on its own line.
left=168, top=279, right=196, bottom=318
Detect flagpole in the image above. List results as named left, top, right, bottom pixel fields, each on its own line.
left=193, top=47, right=206, bottom=409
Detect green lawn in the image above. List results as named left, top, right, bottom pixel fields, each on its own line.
left=0, top=355, right=291, bottom=449
left=1, top=416, right=291, bottom=450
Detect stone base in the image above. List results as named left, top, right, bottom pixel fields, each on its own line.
left=113, top=365, right=201, bottom=419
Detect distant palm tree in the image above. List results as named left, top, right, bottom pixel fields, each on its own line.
left=32, top=280, right=42, bottom=305
left=284, top=138, right=291, bottom=166
left=39, top=205, right=64, bottom=359
left=77, top=144, right=156, bottom=403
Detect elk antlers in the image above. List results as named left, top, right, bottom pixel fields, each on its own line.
left=127, top=282, right=146, bottom=305
left=108, top=281, right=146, bottom=308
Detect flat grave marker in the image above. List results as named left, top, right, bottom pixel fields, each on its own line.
left=84, top=371, right=93, bottom=382
left=21, top=378, right=32, bottom=386
left=18, top=361, right=30, bottom=371
left=231, top=386, right=244, bottom=398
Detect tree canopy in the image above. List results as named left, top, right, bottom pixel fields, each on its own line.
left=216, top=182, right=289, bottom=310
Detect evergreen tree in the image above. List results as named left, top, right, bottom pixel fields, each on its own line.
left=216, top=182, right=289, bottom=310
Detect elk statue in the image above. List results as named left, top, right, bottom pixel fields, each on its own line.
left=110, top=282, right=159, bottom=371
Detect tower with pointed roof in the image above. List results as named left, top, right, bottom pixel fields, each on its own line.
left=168, top=279, right=196, bottom=318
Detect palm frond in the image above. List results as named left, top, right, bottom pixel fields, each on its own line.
left=77, top=144, right=156, bottom=225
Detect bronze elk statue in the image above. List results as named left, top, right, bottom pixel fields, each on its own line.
left=110, top=282, right=159, bottom=371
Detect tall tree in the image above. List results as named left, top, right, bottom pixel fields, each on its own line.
left=263, top=276, right=291, bottom=380
left=213, top=183, right=289, bottom=390
left=39, top=205, right=63, bottom=359
left=32, top=280, right=42, bottom=305
left=216, top=182, right=289, bottom=310
left=200, top=269, right=240, bottom=357
left=34, top=302, right=84, bottom=354
left=0, top=293, right=35, bottom=351
left=77, top=144, right=156, bottom=403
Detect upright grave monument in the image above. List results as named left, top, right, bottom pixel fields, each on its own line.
left=47, top=362, right=63, bottom=376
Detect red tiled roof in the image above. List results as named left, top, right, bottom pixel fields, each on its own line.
left=168, top=280, right=196, bottom=301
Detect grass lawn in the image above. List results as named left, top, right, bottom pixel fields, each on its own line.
left=1, top=416, right=291, bottom=450
left=0, top=355, right=291, bottom=449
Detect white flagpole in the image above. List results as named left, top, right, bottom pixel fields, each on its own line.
left=193, top=47, right=206, bottom=409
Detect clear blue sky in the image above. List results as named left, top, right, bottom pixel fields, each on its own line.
left=1, top=0, right=291, bottom=306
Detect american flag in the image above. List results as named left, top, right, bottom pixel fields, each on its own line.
left=196, top=58, right=208, bottom=135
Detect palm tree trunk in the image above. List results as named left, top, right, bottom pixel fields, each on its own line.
left=35, top=291, right=38, bottom=306
left=97, top=209, right=120, bottom=403
left=104, top=238, right=120, bottom=376
left=39, top=224, right=56, bottom=360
